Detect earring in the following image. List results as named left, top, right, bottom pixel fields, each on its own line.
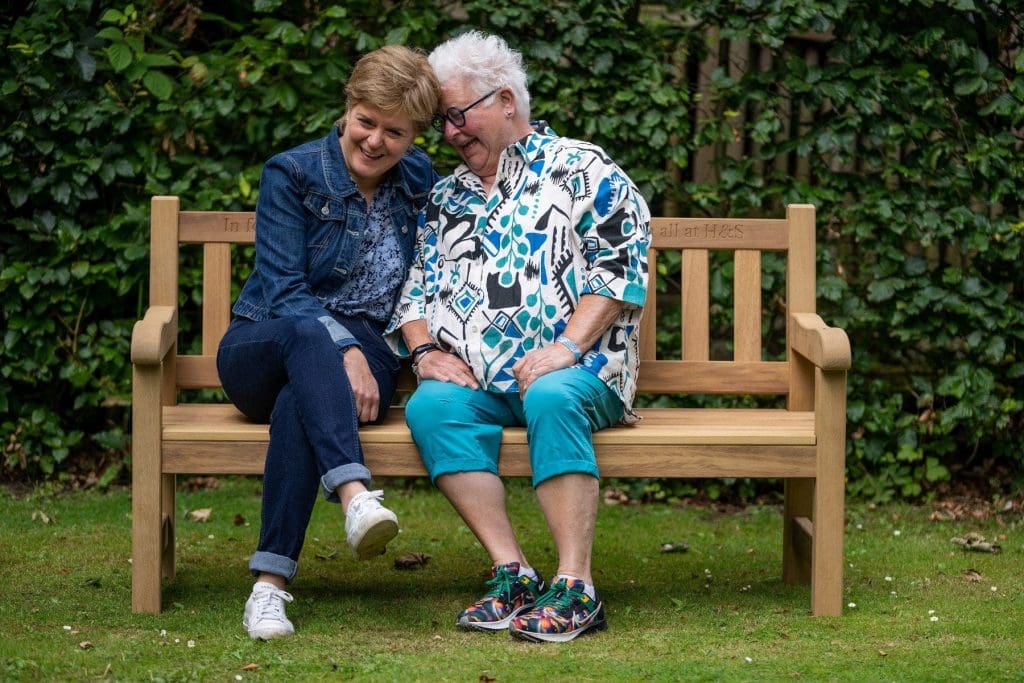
left=505, top=111, right=513, bottom=119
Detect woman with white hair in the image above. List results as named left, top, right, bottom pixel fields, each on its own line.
left=388, top=30, right=650, bottom=643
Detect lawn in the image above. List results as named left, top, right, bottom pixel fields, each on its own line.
left=1, top=477, right=1021, bottom=681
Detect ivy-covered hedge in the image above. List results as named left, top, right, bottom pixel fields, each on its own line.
left=2, top=1, right=1021, bottom=499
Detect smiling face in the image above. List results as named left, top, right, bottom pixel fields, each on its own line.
left=438, top=80, right=528, bottom=186
left=339, top=103, right=417, bottom=194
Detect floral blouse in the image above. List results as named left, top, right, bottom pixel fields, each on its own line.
left=386, top=125, right=650, bottom=418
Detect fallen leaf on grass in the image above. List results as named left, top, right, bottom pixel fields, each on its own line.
left=78, top=641, right=93, bottom=650
left=32, top=510, right=52, bottom=524
left=660, top=542, right=689, bottom=554
left=951, top=532, right=1001, bottom=553
left=189, top=508, right=212, bottom=523
left=394, top=552, right=431, bottom=569
left=603, top=486, right=630, bottom=505
left=315, top=548, right=338, bottom=561
left=80, top=577, right=102, bottom=588
left=241, top=663, right=259, bottom=671
left=962, top=569, right=982, bottom=583
left=878, top=650, right=887, bottom=657
left=233, top=514, right=246, bottom=526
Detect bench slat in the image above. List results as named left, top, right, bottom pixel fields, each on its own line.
left=650, top=217, right=788, bottom=250
left=636, top=360, right=788, bottom=393
left=162, top=439, right=816, bottom=478
left=179, top=211, right=256, bottom=243
left=202, top=243, right=232, bottom=356
left=176, top=356, right=792, bottom=395
left=734, top=249, right=762, bottom=361
left=163, top=404, right=814, bottom=445
left=682, top=249, right=710, bottom=360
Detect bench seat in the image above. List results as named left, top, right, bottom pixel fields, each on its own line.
left=161, top=404, right=817, bottom=478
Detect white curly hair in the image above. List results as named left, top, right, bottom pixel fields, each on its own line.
left=428, top=30, right=531, bottom=120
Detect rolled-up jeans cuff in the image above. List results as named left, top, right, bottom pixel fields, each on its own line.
left=249, top=551, right=298, bottom=583
left=321, top=463, right=372, bottom=502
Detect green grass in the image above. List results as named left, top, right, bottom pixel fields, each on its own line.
left=1, top=478, right=1022, bottom=682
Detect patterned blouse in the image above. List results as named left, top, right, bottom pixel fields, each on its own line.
left=386, top=125, right=650, bottom=418
left=326, top=185, right=406, bottom=323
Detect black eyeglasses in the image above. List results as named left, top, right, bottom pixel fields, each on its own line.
left=431, top=88, right=498, bottom=132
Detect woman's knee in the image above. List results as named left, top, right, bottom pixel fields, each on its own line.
left=286, top=316, right=334, bottom=348
left=522, top=373, right=582, bottom=419
left=405, top=380, right=462, bottom=433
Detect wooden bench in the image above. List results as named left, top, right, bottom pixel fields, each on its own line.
left=131, top=197, right=850, bottom=616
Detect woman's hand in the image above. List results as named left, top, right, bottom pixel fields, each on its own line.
left=512, top=344, right=576, bottom=398
left=415, top=350, right=480, bottom=390
left=343, top=347, right=380, bottom=423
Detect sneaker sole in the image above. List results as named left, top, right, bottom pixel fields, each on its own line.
left=508, top=616, right=608, bottom=643
left=456, top=603, right=532, bottom=632
left=350, top=516, right=399, bottom=560
left=246, top=626, right=295, bottom=640
left=243, top=618, right=294, bottom=640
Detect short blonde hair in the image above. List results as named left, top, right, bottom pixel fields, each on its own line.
left=341, top=45, right=440, bottom=132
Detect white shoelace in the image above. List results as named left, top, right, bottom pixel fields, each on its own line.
left=251, top=584, right=293, bottom=623
left=347, top=489, right=385, bottom=518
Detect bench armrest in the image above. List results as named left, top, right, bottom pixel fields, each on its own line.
left=790, top=313, right=851, bottom=371
left=131, top=306, right=178, bottom=365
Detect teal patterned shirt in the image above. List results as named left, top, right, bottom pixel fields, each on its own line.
left=386, top=125, right=650, bottom=418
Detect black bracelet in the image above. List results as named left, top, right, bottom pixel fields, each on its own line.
left=410, top=342, right=439, bottom=360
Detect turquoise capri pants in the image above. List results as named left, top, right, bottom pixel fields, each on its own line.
left=404, top=367, right=625, bottom=488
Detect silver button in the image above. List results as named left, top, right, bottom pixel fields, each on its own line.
left=321, top=205, right=329, bottom=215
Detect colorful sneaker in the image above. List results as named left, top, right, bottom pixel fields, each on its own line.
left=508, top=577, right=607, bottom=643
left=243, top=581, right=295, bottom=640
left=345, top=489, right=399, bottom=560
left=456, top=562, right=546, bottom=632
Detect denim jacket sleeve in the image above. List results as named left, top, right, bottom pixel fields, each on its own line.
left=254, top=155, right=360, bottom=350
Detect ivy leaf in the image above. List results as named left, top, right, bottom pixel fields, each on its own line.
left=105, top=42, right=132, bottom=72
left=953, top=75, right=984, bottom=96
left=143, top=70, right=174, bottom=100
left=867, top=279, right=896, bottom=302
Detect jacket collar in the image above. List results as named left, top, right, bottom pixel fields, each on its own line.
left=323, top=125, right=418, bottom=199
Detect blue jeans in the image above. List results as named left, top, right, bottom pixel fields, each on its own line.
left=404, top=368, right=624, bottom=488
left=216, top=314, right=399, bottom=581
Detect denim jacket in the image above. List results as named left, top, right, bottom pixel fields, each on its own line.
left=232, top=126, right=438, bottom=349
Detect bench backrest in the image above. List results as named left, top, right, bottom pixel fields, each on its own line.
left=149, top=197, right=817, bottom=410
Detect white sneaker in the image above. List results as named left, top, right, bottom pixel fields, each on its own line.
left=345, top=489, right=399, bottom=560
left=243, top=581, right=295, bottom=640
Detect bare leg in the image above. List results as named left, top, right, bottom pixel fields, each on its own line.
left=535, top=473, right=598, bottom=584
left=256, top=573, right=286, bottom=589
left=436, top=471, right=527, bottom=566
left=337, top=480, right=369, bottom=512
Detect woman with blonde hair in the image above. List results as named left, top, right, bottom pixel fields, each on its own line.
left=217, top=44, right=440, bottom=639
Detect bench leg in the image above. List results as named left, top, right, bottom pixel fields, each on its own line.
left=810, top=368, right=847, bottom=616
left=161, top=474, right=176, bottom=579
left=131, top=365, right=164, bottom=614
left=782, top=478, right=813, bottom=585
left=811, top=473, right=844, bottom=616
left=131, top=459, right=164, bottom=614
